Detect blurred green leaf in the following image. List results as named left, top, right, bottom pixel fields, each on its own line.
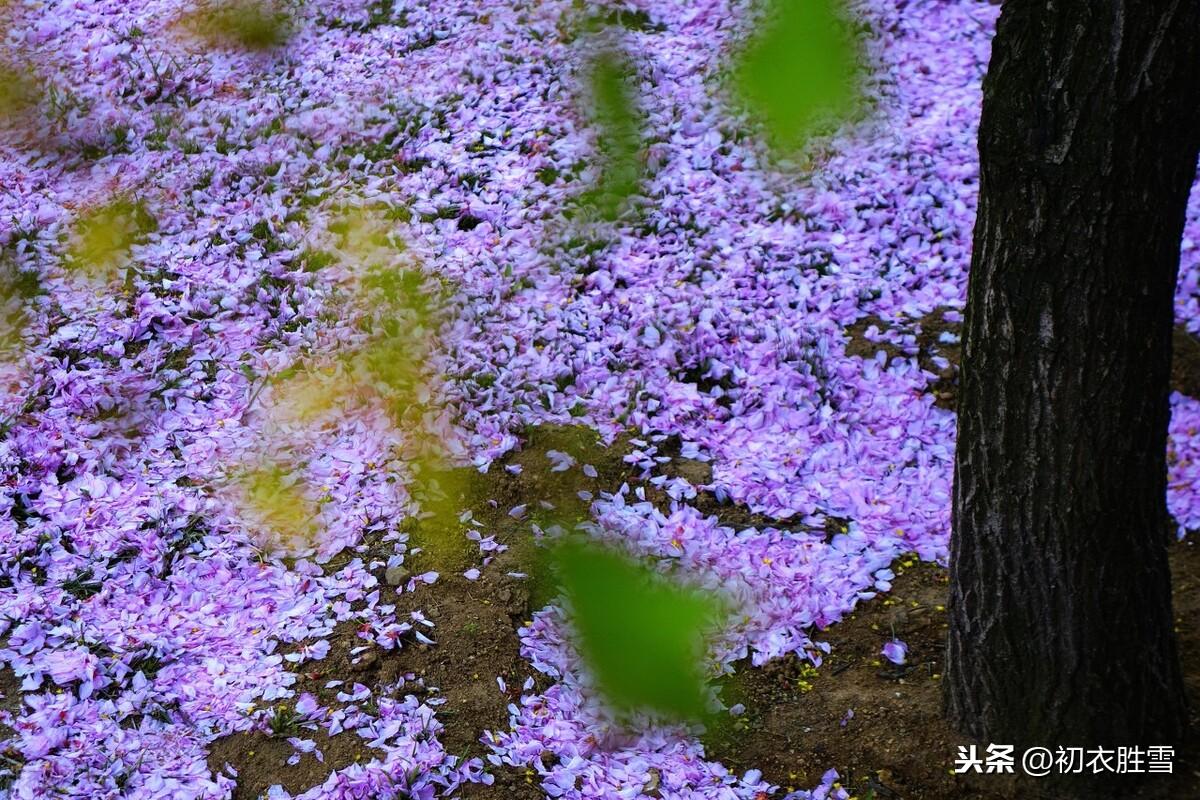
left=580, top=47, right=642, bottom=221
left=553, top=538, right=725, bottom=720
left=332, top=204, right=442, bottom=325
left=731, top=0, right=860, bottom=150
left=182, top=0, right=293, bottom=51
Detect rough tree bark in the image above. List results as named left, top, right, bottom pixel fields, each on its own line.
left=946, top=0, right=1200, bottom=794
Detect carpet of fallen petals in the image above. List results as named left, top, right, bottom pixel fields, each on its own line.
left=0, top=0, right=1197, bottom=798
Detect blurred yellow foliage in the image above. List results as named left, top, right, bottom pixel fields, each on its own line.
left=401, top=448, right=475, bottom=571
left=0, top=62, right=40, bottom=127
left=268, top=363, right=343, bottom=425
left=0, top=260, right=37, bottom=361
left=247, top=200, right=466, bottom=559
left=332, top=205, right=402, bottom=269
left=179, top=0, right=293, bottom=51
left=66, top=198, right=156, bottom=280
left=233, top=462, right=320, bottom=553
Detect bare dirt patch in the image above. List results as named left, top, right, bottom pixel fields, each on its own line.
left=702, top=541, right=1200, bottom=800
left=1173, top=325, right=1200, bottom=398
left=844, top=314, right=909, bottom=365
left=845, top=308, right=962, bottom=410
left=914, top=310, right=962, bottom=410
left=0, top=664, right=23, bottom=789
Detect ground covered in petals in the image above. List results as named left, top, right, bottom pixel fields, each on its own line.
left=1, top=1, right=1198, bottom=799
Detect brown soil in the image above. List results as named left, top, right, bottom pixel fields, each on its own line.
left=914, top=310, right=962, bottom=410
left=1174, top=325, right=1200, bottom=398
left=844, top=314, right=909, bottom=364
left=845, top=308, right=962, bottom=409
left=702, top=540, right=1200, bottom=800
left=0, top=666, right=20, bottom=728
left=204, top=421, right=855, bottom=799
left=0, top=663, right=24, bottom=791
left=1170, top=539, right=1200, bottom=798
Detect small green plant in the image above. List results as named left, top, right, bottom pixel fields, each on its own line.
left=129, top=651, right=165, bottom=680
left=297, top=248, right=337, bottom=272
left=0, top=258, right=40, bottom=359
left=61, top=569, right=103, bottom=600
left=266, top=703, right=302, bottom=737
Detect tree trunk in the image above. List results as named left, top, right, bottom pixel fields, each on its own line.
left=946, top=0, right=1200, bottom=794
